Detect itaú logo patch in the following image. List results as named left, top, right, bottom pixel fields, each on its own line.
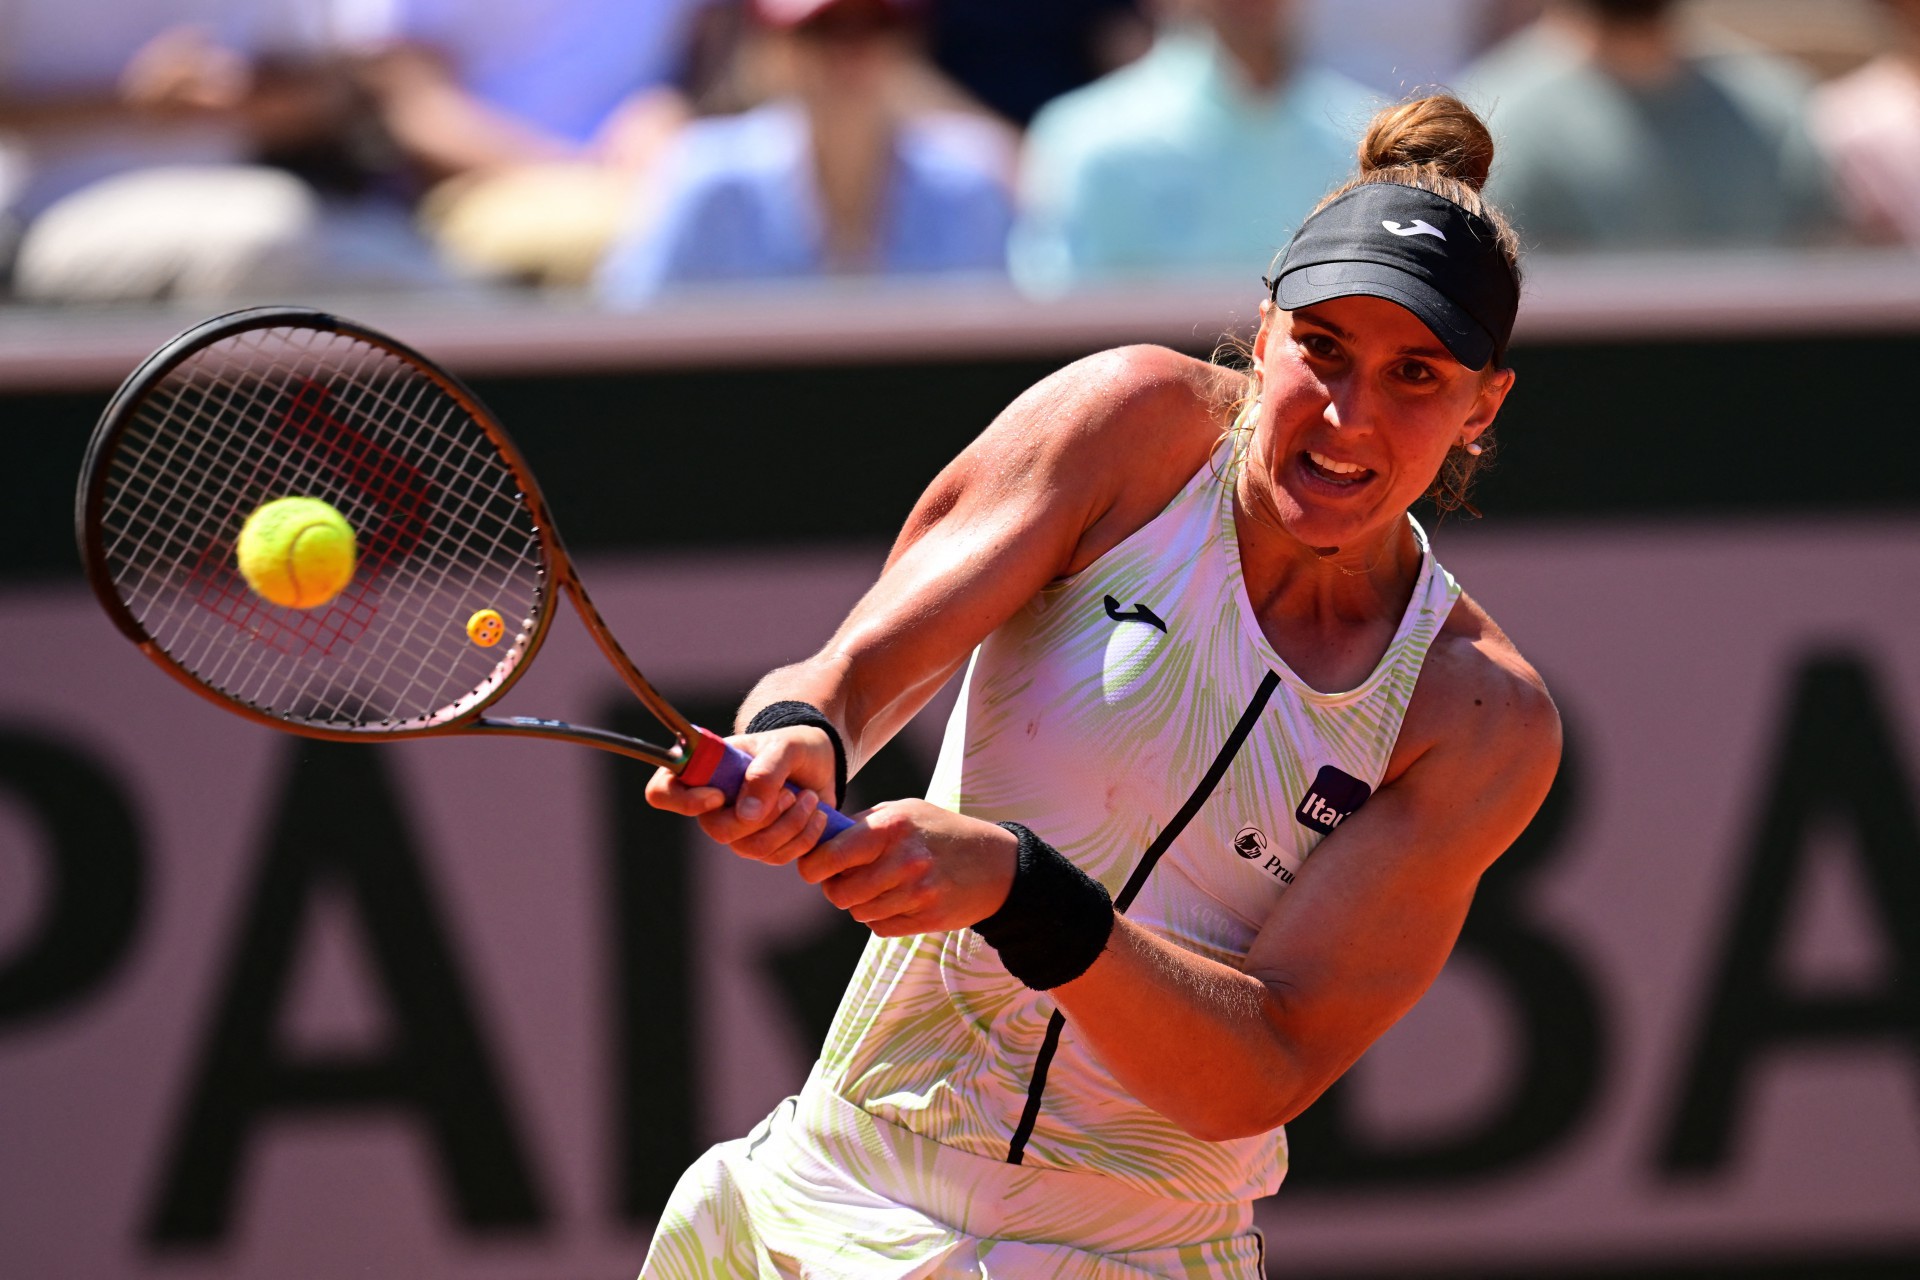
left=1295, top=765, right=1372, bottom=834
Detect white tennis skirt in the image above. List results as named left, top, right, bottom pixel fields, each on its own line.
left=638, top=1070, right=1265, bottom=1279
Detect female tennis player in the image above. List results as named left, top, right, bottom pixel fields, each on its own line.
left=642, top=93, right=1560, bottom=1279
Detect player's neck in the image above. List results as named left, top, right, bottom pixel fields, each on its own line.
left=1236, top=515, right=1422, bottom=693
left=1235, top=498, right=1422, bottom=634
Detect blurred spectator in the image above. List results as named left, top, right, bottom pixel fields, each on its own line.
left=378, top=0, right=715, bottom=286
left=1009, top=0, right=1375, bottom=294
left=1812, top=0, right=1920, bottom=245
left=595, top=0, right=1015, bottom=303
left=1462, top=0, right=1837, bottom=251
left=1297, top=0, right=1489, bottom=95
left=927, top=0, right=1152, bottom=125
left=1, top=0, right=720, bottom=300
left=0, top=3, right=436, bottom=302
left=380, top=0, right=708, bottom=150
left=1479, top=0, right=1551, bottom=49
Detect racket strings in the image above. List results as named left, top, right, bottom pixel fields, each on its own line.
left=96, top=325, right=548, bottom=730
left=153, top=333, right=537, bottom=724
left=222, top=341, right=416, bottom=715
left=314, top=345, right=535, bottom=721
left=267, top=331, right=546, bottom=722
left=110, top=332, right=378, bottom=666
left=108, top=334, right=404, bottom=700
left=272, top=336, right=465, bottom=712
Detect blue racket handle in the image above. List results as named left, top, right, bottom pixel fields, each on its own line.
left=685, top=729, right=856, bottom=839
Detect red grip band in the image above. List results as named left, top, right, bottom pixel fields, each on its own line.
left=678, top=726, right=728, bottom=786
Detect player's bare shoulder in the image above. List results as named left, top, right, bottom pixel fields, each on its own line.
left=928, top=345, right=1219, bottom=481
left=998, top=344, right=1230, bottom=456
left=1043, top=345, right=1238, bottom=572
left=1390, top=591, right=1562, bottom=820
left=891, top=345, right=1231, bottom=579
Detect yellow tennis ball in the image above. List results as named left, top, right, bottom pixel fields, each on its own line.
left=235, top=497, right=357, bottom=609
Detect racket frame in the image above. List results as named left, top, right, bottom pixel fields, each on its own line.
left=77, top=306, right=702, bottom=773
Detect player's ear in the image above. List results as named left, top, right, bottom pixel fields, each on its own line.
left=1463, top=364, right=1515, bottom=438
left=1484, top=363, right=1517, bottom=408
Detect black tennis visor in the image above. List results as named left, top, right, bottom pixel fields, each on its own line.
left=1267, top=183, right=1519, bottom=370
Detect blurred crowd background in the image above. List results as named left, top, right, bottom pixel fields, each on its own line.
left=5, top=9, right=1918, bottom=1280
left=3, top=0, right=1916, bottom=310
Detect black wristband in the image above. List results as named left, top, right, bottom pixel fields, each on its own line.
left=973, top=823, right=1115, bottom=990
left=742, top=700, right=847, bottom=808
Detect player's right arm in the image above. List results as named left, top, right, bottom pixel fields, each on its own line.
left=643, top=345, right=1224, bottom=859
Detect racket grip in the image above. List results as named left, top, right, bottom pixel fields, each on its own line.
left=682, top=729, right=855, bottom=839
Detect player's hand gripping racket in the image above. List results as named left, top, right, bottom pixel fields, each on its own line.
left=76, top=305, right=852, bottom=836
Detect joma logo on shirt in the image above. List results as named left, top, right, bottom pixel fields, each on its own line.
left=1295, top=765, right=1372, bottom=834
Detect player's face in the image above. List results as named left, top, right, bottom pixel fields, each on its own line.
left=1246, top=296, right=1514, bottom=553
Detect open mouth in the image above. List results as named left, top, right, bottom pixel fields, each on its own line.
left=1300, top=450, right=1374, bottom=488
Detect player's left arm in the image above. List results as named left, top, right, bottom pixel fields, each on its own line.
left=801, top=607, right=1561, bottom=1141
left=1050, top=621, right=1562, bottom=1140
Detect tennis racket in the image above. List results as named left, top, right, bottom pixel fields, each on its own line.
left=76, top=305, right=853, bottom=836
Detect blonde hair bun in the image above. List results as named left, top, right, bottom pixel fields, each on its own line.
left=1358, top=95, right=1496, bottom=193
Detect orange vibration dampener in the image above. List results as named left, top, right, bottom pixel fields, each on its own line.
left=467, top=608, right=506, bottom=647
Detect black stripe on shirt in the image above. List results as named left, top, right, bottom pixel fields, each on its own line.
left=1005, top=669, right=1283, bottom=1164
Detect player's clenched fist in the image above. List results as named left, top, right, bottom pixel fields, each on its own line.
left=795, top=800, right=1017, bottom=937
left=644, top=725, right=840, bottom=865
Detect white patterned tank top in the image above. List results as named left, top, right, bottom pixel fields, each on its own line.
left=816, top=438, right=1464, bottom=1206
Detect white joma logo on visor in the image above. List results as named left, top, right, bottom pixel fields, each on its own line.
left=1382, top=219, right=1446, bottom=240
